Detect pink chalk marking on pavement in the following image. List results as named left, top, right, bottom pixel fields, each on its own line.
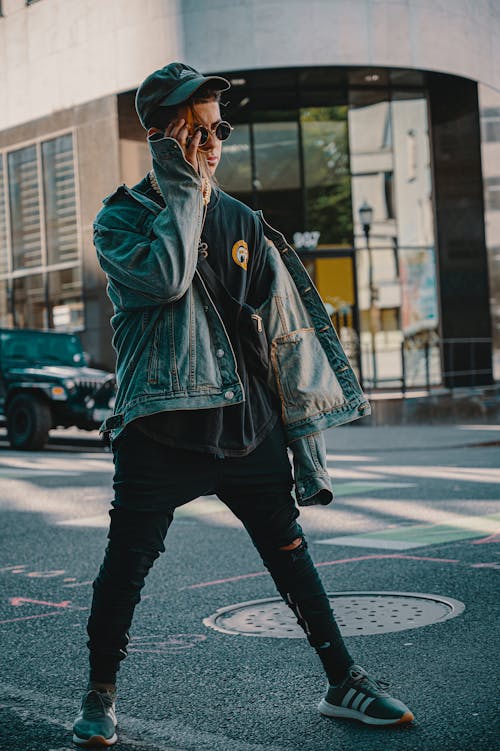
left=184, top=571, right=268, bottom=589
left=0, top=604, right=88, bottom=626
left=62, top=579, right=93, bottom=588
left=26, top=570, right=66, bottom=579
left=471, top=532, right=500, bottom=545
left=0, top=565, right=26, bottom=573
left=0, top=611, right=66, bottom=625
left=9, top=597, right=71, bottom=608
left=182, top=554, right=460, bottom=590
left=389, top=555, right=460, bottom=563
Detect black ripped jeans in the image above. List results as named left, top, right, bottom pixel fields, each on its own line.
left=86, top=421, right=353, bottom=685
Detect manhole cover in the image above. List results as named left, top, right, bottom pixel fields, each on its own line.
left=204, top=591, right=464, bottom=638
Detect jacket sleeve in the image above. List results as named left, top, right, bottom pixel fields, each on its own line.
left=289, top=432, right=334, bottom=506
left=94, top=137, right=204, bottom=309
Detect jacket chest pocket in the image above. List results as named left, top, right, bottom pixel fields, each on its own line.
left=271, top=327, right=345, bottom=423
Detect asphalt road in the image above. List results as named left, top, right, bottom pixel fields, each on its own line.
left=0, top=423, right=499, bottom=751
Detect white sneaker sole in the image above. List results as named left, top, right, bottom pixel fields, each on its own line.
left=72, top=732, right=118, bottom=746
left=318, top=698, right=414, bottom=726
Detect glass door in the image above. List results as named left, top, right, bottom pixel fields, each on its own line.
left=301, top=251, right=361, bottom=380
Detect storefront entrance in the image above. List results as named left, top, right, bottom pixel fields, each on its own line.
left=300, top=250, right=362, bottom=382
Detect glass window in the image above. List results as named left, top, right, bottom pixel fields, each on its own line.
left=348, top=89, right=438, bottom=389
left=42, top=134, right=79, bottom=265
left=0, top=154, right=8, bottom=276
left=349, top=92, right=396, bottom=386
left=1, top=131, right=82, bottom=332
left=8, top=145, right=43, bottom=271
left=479, top=84, right=500, bottom=380
left=0, top=280, right=10, bottom=328
left=485, top=177, right=500, bottom=211
left=48, top=266, right=84, bottom=330
left=481, top=107, right=500, bottom=142
left=253, top=118, right=300, bottom=191
left=13, top=274, right=46, bottom=329
left=253, top=115, right=301, bottom=239
left=0, top=329, right=85, bottom=366
left=216, top=124, right=252, bottom=196
left=300, top=106, right=352, bottom=245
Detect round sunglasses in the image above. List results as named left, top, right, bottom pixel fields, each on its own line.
left=192, top=120, right=233, bottom=146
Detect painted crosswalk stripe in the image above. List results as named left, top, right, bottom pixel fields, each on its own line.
left=57, top=497, right=226, bottom=527
left=316, top=513, right=500, bottom=550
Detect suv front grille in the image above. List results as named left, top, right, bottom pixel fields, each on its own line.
left=75, top=379, right=104, bottom=398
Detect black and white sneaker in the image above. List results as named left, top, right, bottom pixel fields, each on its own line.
left=318, top=665, right=414, bottom=726
left=73, top=688, right=118, bottom=746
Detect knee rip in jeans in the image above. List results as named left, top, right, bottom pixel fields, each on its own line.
left=279, top=537, right=303, bottom=552
left=278, top=536, right=308, bottom=561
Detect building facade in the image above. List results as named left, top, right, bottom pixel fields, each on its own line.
left=0, top=0, right=498, bottom=389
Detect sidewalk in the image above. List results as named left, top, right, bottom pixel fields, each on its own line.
left=325, top=421, right=500, bottom=452
left=364, top=382, right=500, bottom=425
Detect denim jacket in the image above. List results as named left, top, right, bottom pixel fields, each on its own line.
left=95, top=136, right=371, bottom=504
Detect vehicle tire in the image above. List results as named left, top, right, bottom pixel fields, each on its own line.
left=6, top=394, right=52, bottom=451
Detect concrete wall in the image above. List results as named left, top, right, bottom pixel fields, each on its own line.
left=1, top=1, right=500, bottom=133
left=184, top=0, right=500, bottom=89
left=0, top=0, right=183, bottom=131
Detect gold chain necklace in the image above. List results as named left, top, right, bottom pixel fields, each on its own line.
left=148, top=170, right=211, bottom=206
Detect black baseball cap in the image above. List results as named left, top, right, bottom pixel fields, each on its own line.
left=135, top=62, right=231, bottom=129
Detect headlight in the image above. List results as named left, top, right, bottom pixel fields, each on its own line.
left=64, top=379, right=76, bottom=390
left=51, top=385, right=67, bottom=400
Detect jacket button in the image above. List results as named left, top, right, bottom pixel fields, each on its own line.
left=224, top=390, right=234, bottom=400
left=216, top=349, right=224, bottom=358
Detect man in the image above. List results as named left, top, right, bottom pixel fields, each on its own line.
left=73, top=62, right=414, bottom=747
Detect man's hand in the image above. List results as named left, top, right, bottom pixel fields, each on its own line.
left=148, top=119, right=201, bottom=173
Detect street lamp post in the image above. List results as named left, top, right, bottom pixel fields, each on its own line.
left=358, top=201, right=378, bottom=387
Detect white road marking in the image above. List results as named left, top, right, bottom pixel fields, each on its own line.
left=316, top=536, right=424, bottom=550
left=369, top=464, right=500, bottom=484
left=56, top=497, right=227, bottom=528
left=0, top=685, right=287, bottom=751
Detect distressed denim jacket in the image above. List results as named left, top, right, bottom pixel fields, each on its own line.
left=95, top=136, right=371, bottom=505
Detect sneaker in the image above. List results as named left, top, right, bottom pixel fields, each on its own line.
left=318, top=665, right=414, bottom=726
left=73, top=689, right=118, bottom=747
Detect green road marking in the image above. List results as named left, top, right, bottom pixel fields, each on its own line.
left=316, top=513, right=500, bottom=550
left=0, top=468, right=80, bottom=478
left=332, top=482, right=414, bottom=497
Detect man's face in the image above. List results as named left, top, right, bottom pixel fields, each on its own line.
left=176, top=100, right=222, bottom=176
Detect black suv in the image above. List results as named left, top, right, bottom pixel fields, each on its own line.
left=0, top=328, right=116, bottom=450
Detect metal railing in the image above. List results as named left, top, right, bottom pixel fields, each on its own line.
left=361, top=337, right=493, bottom=394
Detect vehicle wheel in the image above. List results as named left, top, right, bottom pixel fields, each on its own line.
left=6, top=394, right=52, bottom=450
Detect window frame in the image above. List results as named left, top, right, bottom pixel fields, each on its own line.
left=0, top=127, right=84, bottom=330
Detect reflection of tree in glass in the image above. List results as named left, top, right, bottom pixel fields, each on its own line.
left=301, top=107, right=353, bottom=245
left=216, top=124, right=253, bottom=195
